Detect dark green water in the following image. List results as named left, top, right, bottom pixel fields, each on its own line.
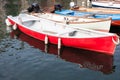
left=0, top=29, right=120, bottom=80
left=0, top=0, right=120, bottom=80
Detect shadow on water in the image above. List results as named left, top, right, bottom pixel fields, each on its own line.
left=110, top=25, right=120, bottom=37
left=10, top=29, right=115, bottom=75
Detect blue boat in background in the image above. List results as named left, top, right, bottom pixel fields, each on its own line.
left=55, top=9, right=91, bottom=17
left=55, top=9, right=120, bottom=20
left=55, top=9, right=120, bottom=27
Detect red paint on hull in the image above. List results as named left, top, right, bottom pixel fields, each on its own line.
left=111, top=20, right=120, bottom=26
left=8, top=18, right=118, bottom=55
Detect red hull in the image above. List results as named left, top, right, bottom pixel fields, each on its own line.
left=111, top=20, right=120, bottom=26
left=7, top=18, right=118, bottom=55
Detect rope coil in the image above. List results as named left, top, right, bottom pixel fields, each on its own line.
left=112, top=37, right=120, bottom=45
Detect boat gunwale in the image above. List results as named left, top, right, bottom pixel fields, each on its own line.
left=7, top=15, right=116, bottom=39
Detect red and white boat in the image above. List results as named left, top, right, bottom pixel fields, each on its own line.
left=5, top=13, right=119, bottom=55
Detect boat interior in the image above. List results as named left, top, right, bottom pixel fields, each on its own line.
left=34, top=13, right=109, bottom=23
left=8, top=13, right=115, bottom=38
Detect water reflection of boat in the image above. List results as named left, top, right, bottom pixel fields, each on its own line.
left=10, top=29, right=115, bottom=74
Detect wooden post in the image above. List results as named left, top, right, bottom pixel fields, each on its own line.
left=0, top=0, right=6, bottom=25
left=20, top=0, right=29, bottom=11
left=76, top=0, right=88, bottom=7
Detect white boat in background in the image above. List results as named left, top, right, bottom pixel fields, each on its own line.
left=5, top=13, right=119, bottom=55
left=65, top=7, right=120, bottom=27
left=92, top=0, right=120, bottom=9
left=32, top=12, right=111, bottom=32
